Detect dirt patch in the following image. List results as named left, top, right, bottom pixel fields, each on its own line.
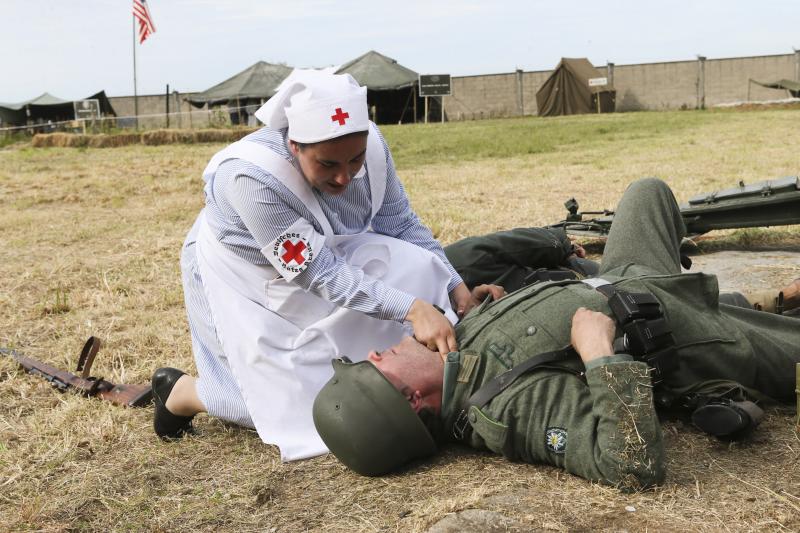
left=689, top=250, right=800, bottom=292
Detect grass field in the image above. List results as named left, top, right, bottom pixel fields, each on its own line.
left=1, top=109, right=799, bottom=531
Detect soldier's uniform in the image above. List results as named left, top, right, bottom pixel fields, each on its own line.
left=440, top=178, right=800, bottom=489
left=444, top=226, right=577, bottom=291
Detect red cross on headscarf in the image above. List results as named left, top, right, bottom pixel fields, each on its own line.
left=281, top=240, right=307, bottom=265
left=330, top=108, right=350, bottom=125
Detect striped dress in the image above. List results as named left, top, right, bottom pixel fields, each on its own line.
left=182, top=124, right=462, bottom=425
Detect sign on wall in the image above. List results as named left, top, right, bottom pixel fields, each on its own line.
left=419, top=74, right=452, bottom=96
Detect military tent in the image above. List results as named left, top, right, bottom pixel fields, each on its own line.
left=536, top=58, right=615, bottom=117
left=186, top=61, right=294, bottom=124
left=336, top=50, right=421, bottom=124
left=0, top=91, right=116, bottom=127
left=749, top=78, right=800, bottom=98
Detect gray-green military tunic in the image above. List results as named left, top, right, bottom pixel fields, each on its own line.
left=439, top=178, right=800, bottom=490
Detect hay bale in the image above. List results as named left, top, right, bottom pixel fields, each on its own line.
left=64, top=135, right=90, bottom=147
left=32, top=134, right=55, bottom=147
left=89, top=132, right=142, bottom=148
left=141, top=129, right=177, bottom=145
left=191, top=128, right=256, bottom=143
left=32, top=133, right=90, bottom=148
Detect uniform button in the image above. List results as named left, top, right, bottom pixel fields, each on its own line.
left=468, top=411, right=477, bottom=423
left=526, top=326, right=537, bottom=336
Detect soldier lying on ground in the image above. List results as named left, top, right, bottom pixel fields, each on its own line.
left=314, top=178, right=800, bottom=490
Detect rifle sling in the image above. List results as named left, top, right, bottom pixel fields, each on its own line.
left=77, top=336, right=102, bottom=379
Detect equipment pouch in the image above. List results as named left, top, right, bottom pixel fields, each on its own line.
left=608, top=291, right=662, bottom=322
left=622, top=317, right=673, bottom=354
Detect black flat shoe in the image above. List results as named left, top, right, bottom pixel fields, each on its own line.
left=152, top=367, right=195, bottom=440
left=691, top=400, right=763, bottom=440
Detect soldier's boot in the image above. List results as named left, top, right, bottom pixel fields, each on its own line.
left=691, top=399, right=764, bottom=440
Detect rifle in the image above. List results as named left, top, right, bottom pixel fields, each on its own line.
left=550, top=176, right=800, bottom=238
left=1, top=336, right=152, bottom=408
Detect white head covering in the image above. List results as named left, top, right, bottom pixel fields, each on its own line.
left=255, top=69, right=369, bottom=144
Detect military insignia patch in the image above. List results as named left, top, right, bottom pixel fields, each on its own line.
left=545, top=427, right=567, bottom=454
left=456, top=353, right=478, bottom=383
left=262, top=219, right=324, bottom=282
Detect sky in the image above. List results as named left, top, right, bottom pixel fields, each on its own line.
left=2, top=0, right=798, bottom=102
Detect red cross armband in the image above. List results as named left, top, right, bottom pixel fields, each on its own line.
left=262, top=218, right=326, bottom=281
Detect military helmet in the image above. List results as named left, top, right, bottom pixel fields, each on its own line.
left=313, top=358, right=437, bottom=476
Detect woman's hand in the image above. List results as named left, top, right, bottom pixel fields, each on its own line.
left=449, top=283, right=473, bottom=319
left=405, top=299, right=457, bottom=356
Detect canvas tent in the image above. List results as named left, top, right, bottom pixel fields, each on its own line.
left=0, top=91, right=116, bottom=127
left=748, top=78, right=800, bottom=98
left=336, top=50, right=421, bottom=124
left=536, top=58, right=615, bottom=117
left=186, top=61, right=293, bottom=125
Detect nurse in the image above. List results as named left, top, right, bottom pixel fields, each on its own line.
left=152, top=70, right=474, bottom=460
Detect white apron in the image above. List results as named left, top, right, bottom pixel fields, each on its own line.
left=196, top=125, right=456, bottom=460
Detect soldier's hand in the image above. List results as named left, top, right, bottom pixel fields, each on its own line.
left=470, top=284, right=507, bottom=304
left=570, top=307, right=615, bottom=364
left=569, top=237, right=587, bottom=259
left=406, top=299, right=457, bottom=357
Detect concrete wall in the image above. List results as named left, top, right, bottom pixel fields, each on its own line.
left=443, top=51, right=800, bottom=120
left=613, top=60, right=699, bottom=111
left=705, top=54, right=797, bottom=105
left=108, top=92, right=214, bottom=129
left=444, top=72, right=522, bottom=120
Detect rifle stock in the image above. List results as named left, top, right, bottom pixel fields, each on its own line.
left=1, top=341, right=152, bottom=408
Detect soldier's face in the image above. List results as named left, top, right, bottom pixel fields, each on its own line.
left=289, top=134, right=368, bottom=195
left=367, top=336, right=443, bottom=412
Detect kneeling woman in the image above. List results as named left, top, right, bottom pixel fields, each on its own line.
left=153, top=70, right=473, bottom=460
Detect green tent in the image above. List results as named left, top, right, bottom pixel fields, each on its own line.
left=536, top=58, right=615, bottom=117
left=336, top=51, right=421, bottom=124
left=749, top=79, right=800, bottom=98
left=0, top=91, right=116, bottom=127
left=187, top=61, right=293, bottom=124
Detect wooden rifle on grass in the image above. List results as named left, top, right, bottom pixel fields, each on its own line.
left=0, top=336, right=152, bottom=407
left=549, top=176, right=800, bottom=238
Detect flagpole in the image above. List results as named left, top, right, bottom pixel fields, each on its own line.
left=132, top=15, right=139, bottom=130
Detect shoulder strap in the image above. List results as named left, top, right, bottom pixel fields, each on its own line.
left=465, top=346, right=576, bottom=410
left=452, top=346, right=577, bottom=441
left=202, top=140, right=335, bottom=242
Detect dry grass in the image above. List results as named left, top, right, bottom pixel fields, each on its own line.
left=1, top=109, right=799, bottom=532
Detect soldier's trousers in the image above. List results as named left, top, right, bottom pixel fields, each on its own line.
left=599, top=178, right=800, bottom=404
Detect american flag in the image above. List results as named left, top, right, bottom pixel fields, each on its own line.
left=133, top=0, right=156, bottom=44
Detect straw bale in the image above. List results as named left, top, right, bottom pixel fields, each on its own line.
left=87, top=133, right=142, bottom=148
left=31, top=133, right=55, bottom=147
left=31, top=132, right=92, bottom=147
left=193, top=128, right=256, bottom=143
left=141, top=129, right=175, bottom=145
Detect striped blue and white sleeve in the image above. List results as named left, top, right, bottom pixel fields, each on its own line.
left=223, top=164, right=416, bottom=323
